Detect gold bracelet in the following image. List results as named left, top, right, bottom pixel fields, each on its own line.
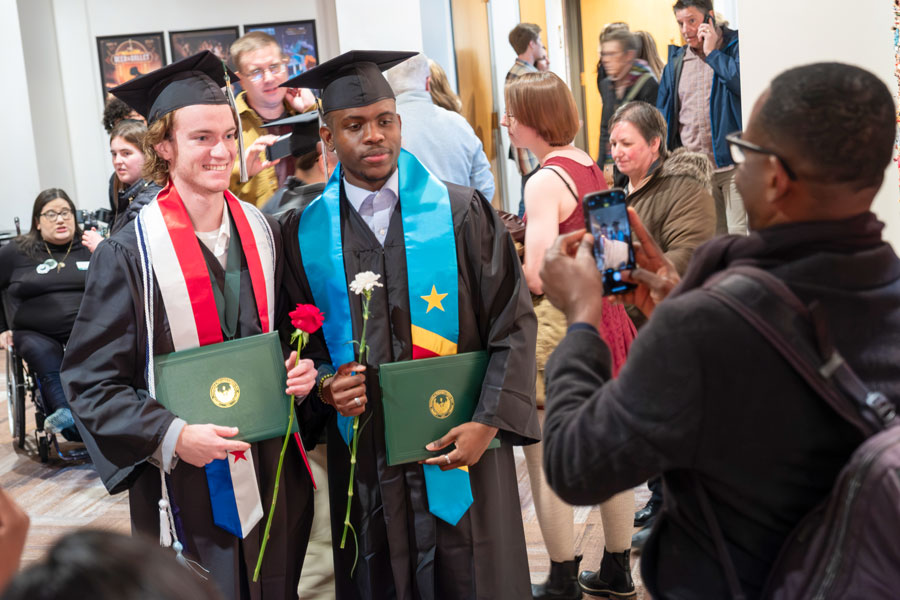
left=317, top=373, right=335, bottom=400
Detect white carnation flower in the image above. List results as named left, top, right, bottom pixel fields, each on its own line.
left=349, top=271, right=384, bottom=295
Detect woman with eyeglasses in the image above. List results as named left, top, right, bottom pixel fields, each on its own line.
left=0, top=188, right=91, bottom=438
left=501, top=71, right=638, bottom=600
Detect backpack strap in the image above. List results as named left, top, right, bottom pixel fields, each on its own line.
left=690, top=265, right=897, bottom=599
left=540, top=166, right=580, bottom=203
left=703, top=265, right=895, bottom=435
left=692, top=474, right=747, bottom=600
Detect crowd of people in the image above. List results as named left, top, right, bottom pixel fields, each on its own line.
left=2, top=1, right=899, bottom=599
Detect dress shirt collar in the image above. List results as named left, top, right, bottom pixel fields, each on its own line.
left=195, top=201, right=232, bottom=260
left=344, top=168, right=400, bottom=212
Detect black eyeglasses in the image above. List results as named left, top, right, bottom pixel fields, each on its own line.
left=40, top=209, right=73, bottom=221
left=726, top=132, right=797, bottom=180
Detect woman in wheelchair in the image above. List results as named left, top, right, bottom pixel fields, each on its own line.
left=0, top=188, right=91, bottom=439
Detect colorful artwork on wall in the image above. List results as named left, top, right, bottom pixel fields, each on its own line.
left=96, top=33, right=166, bottom=99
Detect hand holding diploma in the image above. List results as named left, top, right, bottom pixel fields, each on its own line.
left=175, top=424, right=250, bottom=467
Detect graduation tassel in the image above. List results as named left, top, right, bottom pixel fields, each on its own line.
left=223, top=60, right=248, bottom=183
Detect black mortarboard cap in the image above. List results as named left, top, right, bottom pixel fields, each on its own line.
left=263, top=112, right=321, bottom=157
left=109, top=50, right=236, bottom=124
left=281, top=50, right=416, bottom=113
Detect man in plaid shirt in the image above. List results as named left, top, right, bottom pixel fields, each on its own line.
left=506, top=23, right=546, bottom=216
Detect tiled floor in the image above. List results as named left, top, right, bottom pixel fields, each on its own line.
left=1, top=352, right=647, bottom=598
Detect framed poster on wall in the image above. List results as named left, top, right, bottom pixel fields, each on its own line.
left=244, top=20, right=319, bottom=78
left=169, top=26, right=240, bottom=70
left=96, top=32, right=166, bottom=99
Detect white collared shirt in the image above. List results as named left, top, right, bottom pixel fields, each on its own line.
left=343, top=169, right=400, bottom=246
left=195, top=203, right=232, bottom=268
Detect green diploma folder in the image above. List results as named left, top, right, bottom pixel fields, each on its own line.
left=379, top=350, right=500, bottom=465
left=153, top=332, right=297, bottom=443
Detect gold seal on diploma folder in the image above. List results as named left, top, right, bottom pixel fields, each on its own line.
left=153, top=332, right=298, bottom=443
left=379, top=351, right=500, bottom=465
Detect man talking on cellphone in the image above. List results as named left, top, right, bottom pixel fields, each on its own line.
left=657, top=0, right=744, bottom=235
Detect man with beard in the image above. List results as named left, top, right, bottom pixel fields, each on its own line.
left=280, top=50, right=540, bottom=599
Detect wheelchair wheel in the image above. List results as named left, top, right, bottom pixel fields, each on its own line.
left=5, top=347, right=25, bottom=448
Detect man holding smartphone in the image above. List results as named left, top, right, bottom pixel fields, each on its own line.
left=539, top=62, right=900, bottom=599
left=228, top=31, right=316, bottom=208
left=657, top=0, right=744, bottom=235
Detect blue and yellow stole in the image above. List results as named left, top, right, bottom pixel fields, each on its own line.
left=298, top=149, right=472, bottom=525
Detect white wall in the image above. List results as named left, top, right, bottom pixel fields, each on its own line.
left=334, top=0, right=423, bottom=52
left=1, top=0, right=41, bottom=230
left=738, top=0, right=900, bottom=248
left=420, top=0, right=457, bottom=91
left=488, top=0, right=522, bottom=214
left=13, top=0, right=332, bottom=220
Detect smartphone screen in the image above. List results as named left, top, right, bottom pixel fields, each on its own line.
left=264, top=133, right=293, bottom=163
left=583, top=189, right=636, bottom=295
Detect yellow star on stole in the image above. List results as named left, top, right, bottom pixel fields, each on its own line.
left=421, top=285, right=448, bottom=313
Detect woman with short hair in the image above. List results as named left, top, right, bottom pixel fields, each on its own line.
left=502, top=71, right=637, bottom=600
left=609, top=101, right=716, bottom=280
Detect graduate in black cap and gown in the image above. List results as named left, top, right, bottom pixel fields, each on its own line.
left=280, top=50, right=540, bottom=599
left=61, top=51, right=315, bottom=600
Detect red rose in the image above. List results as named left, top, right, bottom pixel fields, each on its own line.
left=289, top=304, right=324, bottom=334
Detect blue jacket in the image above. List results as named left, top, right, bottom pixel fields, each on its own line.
left=656, top=27, right=741, bottom=168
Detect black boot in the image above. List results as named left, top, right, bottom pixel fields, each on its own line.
left=578, top=549, right=635, bottom=599
left=532, top=555, right=583, bottom=600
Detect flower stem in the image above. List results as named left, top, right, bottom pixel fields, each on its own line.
left=340, top=290, right=371, bottom=557
left=253, top=335, right=304, bottom=582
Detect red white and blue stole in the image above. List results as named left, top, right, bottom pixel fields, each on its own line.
left=136, top=181, right=274, bottom=539
left=297, top=150, right=474, bottom=526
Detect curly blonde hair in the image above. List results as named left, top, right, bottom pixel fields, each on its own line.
left=141, top=113, right=174, bottom=186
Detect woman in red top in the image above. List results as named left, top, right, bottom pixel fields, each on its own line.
left=503, top=71, right=637, bottom=600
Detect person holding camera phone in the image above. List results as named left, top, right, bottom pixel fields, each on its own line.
left=539, top=62, right=900, bottom=599
left=502, top=70, right=637, bottom=600
left=228, top=31, right=317, bottom=208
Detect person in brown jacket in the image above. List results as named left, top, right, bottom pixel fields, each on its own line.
left=609, top=100, right=716, bottom=278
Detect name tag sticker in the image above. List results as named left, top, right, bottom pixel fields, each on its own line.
left=76, top=261, right=90, bottom=270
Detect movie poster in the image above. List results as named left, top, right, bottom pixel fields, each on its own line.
left=169, top=26, right=240, bottom=70
left=244, top=20, right=318, bottom=78
left=96, top=33, right=166, bottom=98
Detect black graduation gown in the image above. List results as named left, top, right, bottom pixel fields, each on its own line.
left=281, top=180, right=541, bottom=600
left=60, top=214, right=313, bottom=600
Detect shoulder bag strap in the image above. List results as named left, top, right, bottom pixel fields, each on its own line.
left=690, top=265, right=896, bottom=599
left=624, top=72, right=654, bottom=103
left=692, top=474, right=747, bottom=600
left=703, top=265, right=894, bottom=435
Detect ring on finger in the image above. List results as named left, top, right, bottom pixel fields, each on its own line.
left=353, top=397, right=361, bottom=408
left=444, top=454, right=452, bottom=465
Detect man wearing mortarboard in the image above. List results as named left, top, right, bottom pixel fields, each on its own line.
left=61, top=51, right=316, bottom=599
left=280, top=50, right=541, bottom=599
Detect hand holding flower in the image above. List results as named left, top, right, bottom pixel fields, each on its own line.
left=254, top=303, right=323, bottom=582
left=284, top=354, right=317, bottom=398
left=323, top=362, right=367, bottom=417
